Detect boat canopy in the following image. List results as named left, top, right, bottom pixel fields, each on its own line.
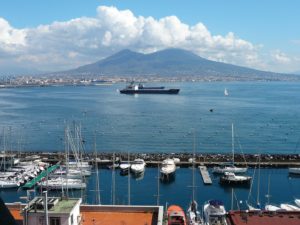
left=209, top=200, right=224, bottom=207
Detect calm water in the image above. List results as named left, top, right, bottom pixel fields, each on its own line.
left=0, top=82, right=300, bottom=153
left=1, top=167, right=300, bottom=210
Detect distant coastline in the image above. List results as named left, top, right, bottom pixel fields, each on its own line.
left=1, top=74, right=300, bottom=89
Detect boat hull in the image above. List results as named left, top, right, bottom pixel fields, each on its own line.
left=120, top=89, right=180, bottom=94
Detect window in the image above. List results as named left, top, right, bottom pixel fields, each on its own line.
left=50, top=217, right=60, bottom=225
left=71, top=214, right=74, bottom=225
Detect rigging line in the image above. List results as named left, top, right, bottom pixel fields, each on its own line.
left=235, top=132, right=248, bottom=166
left=247, top=155, right=259, bottom=203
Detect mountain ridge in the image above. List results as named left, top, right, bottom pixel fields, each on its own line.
left=63, top=48, right=296, bottom=80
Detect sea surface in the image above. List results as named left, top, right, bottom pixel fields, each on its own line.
left=1, top=82, right=300, bottom=209
left=0, top=82, right=300, bottom=153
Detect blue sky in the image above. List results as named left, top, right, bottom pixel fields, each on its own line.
left=0, top=0, right=299, bottom=73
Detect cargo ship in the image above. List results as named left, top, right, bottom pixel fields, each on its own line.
left=119, top=82, right=180, bottom=94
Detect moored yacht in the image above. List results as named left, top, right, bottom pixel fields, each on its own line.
left=167, top=205, right=187, bottom=225
left=220, top=172, right=251, bottom=186
left=288, top=168, right=300, bottom=174
left=0, top=179, right=21, bottom=188
left=39, top=177, right=86, bottom=190
left=213, top=164, right=247, bottom=174
left=265, top=204, right=282, bottom=211
left=119, top=162, right=131, bottom=175
left=203, top=200, right=228, bottom=225
left=280, top=203, right=300, bottom=211
left=130, top=159, right=146, bottom=175
left=160, top=158, right=176, bottom=180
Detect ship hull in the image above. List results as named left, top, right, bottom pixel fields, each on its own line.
left=120, top=89, right=180, bottom=94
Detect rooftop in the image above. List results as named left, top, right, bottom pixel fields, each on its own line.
left=26, top=197, right=80, bottom=214
left=227, top=210, right=300, bottom=225
left=7, top=203, right=163, bottom=225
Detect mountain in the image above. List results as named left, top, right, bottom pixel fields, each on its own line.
left=64, top=48, right=296, bottom=80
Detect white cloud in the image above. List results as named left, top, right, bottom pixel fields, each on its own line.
left=0, top=5, right=299, bottom=74
left=271, top=50, right=291, bottom=64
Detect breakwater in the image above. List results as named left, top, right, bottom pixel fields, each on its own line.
left=13, top=151, right=300, bottom=168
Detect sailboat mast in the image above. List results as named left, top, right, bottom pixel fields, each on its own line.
left=128, top=151, right=131, bottom=205
left=192, top=130, right=196, bottom=202
left=256, top=154, right=261, bottom=207
left=231, top=123, right=235, bottom=165
left=156, top=164, right=160, bottom=206
left=266, top=174, right=271, bottom=205
left=94, top=134, right=101, bottom=205
left=111, top=153, right=116, bottom=205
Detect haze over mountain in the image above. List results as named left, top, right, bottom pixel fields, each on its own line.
left=63, top=48, right=296, bottom=80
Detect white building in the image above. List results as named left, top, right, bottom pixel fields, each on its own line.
left=22, top=195, right=81, bottom=225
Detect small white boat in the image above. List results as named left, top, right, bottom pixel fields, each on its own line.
left=0, top=179, right=20, bottom=188
left=120, top=162, right=131, bottom=175
left=289, top=168, right=300, bottom=174
left=220, top=172, right=251, bottom=185
left=213, top=165, right=247, bottom=174
left=224, top=88, right=229, bottom=96
left=39, top=177, right=86, bottom=189
left=265, top=204, right=282, bottom=211
left=280, top=204, right=300, bottom=211
left=160, top=158, right=176, bottom=180
left=130, top=159, right=146, bottom=175
left=203, top=200, right=227, bottom=225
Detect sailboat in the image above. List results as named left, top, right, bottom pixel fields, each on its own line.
left=186, top=131, right=203, bottom=225
left=213, top=124, right=247, bottom=174
left=224, top=88, right=229, bottom=96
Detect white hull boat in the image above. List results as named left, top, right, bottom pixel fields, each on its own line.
left=160, top=158, right=176, bottom=179
left=203, top=200, right=227, bottom=225
left=220, top=172, right=251, bottom=185
left=213, top=166, right=247, bottom=174
left=130, top=159, right=146, bottom=175
left=289, top=168, right=300, bottom=174
left=280, top=204, right=300, bottom=211
left=120, top=163, right=131, bottom=175
left=0, top=180, right=20, bottom=188
left=39, top=178, right=86, bottom=189
left=265, top=204, right=282, bottom=211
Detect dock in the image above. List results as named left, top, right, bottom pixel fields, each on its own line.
left=23, top=165, right=59, bottom=189
left=199, top=166, right=212, bottom=184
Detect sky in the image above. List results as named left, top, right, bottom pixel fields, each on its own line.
left=0, top=0, right=300, bottom=74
